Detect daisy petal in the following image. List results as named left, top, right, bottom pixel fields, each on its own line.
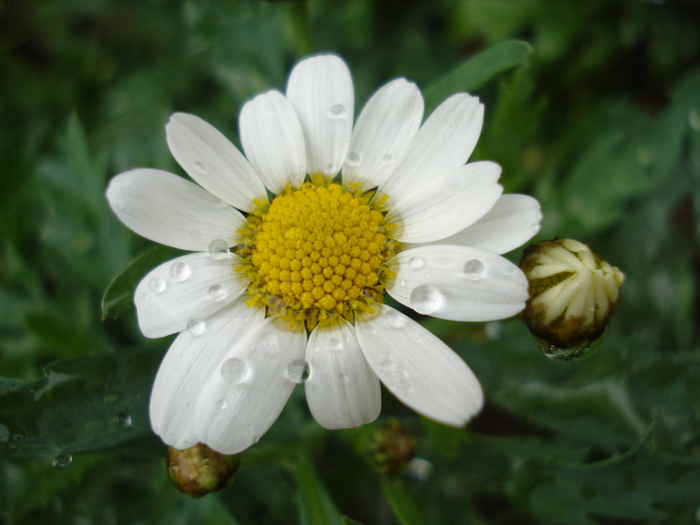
left=386, top=245, right=529, bottom=322
left=342, top=78, right=423, bottom=191
left=305, top=317, right=381, bottom=429
left=239, top=90, right=306, bottom=194
left=387, top=161, right=503, bottom=243
left=106, top=169, right=245, bottom=251
left=194, top=317, right=307, bottom=454
left=410, top=194, right=542, bottom=254
left=166, top=113, right=267, bottom=212
left=149, top=300, right=264, bottom=450
left=286, top=55, right=354, bottom=177
left=380, top=93, right=484, bottom=202
left=356, top=304, right=483, bottom=426
left=134, top=252, right=250, bottom=338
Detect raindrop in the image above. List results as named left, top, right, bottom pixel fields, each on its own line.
left=113, top=411, right=132, bottom=428
left=149, top=278, right=166, bottom=294
left=187, top=318, right=206, bottom=337
left=407, top=257, right=424, bottom=270
left=329, top=104, right=346, bottom=119
left=193, top=161, right=207, bottom=175
left=381, top=355, right=397, bottom=371
left=137, top=292, right=148, bottom=303
left=252, top=436, right=260, bottom=444
left=170, top=262, right=192, bottom=282
left=287, top=359, right=310, bottom=383
left=260, top=332, right=279, bottom=355
left=410, top=285, right=444, bottom=315
left=383, top=309, right=406, bottom=329
left=503, top=265, right=516, bottom=276
left=463, top=259, right=485, bottom=280
left=220, top=357, right=250, bottom=384
left=326, top=163, right=336, bottom=173
left=365, top=325, right=376, bottom=336
left=338, top=373, right=348, bottom=383
left=397, top=279, right=406, bottom=287
left=0, top=424, right=8, bottom=442
left=52, top=454, right=72, bottom=469
left=208, top=239, right=230, bottom=260
left=216, top=399, right=228, bottom=410
left=381, top=154, right=393, bottom=165
left=345, top=153, right=360, bottom=168
left=329, top=338, right=343, bottom=351
left=208, top=284, right=228, bottom=302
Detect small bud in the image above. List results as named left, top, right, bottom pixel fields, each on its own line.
left=520, top=239, right=625, bottom=360
left=356, top=420, right=416, bottom=475
left=166, top=443, right=241, bottom=498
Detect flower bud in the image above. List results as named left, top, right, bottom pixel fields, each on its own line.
left=356, top=420, right=416, bottom=475
left=520, top=239, right=625, bottom=360
left=166, top=443, right=241, bottom=498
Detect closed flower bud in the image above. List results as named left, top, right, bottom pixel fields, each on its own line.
left=356, top=420, right=416, bottom=475
left=166, top=443, right=241, bottom=498
left=520, top=239, right=624, bottom=360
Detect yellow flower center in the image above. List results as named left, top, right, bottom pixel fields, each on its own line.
left=236, top=179, right=399, bottom=330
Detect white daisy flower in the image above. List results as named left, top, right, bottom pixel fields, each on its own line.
left=106, top=54, right=542, bottom=455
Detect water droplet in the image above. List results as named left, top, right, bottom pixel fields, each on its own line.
left=381, top=355, right=397, bottom=371
left=137, top=292, right=148, bottom=303
left=287, top=359, right=310, bottom=383
left=52, top=453, right=72, bottom=469
left=312, top=345, right=321, bottom=353
left=208, top=239, right=230, bottom=260
left=365, top=325, right=376, bottom=335
left=329, top=104, right=346, bottom=119
left=383, top=309, right=406, bottom=329
left=216, top=399, right=228, bottom=410
left=187, top=318, right=206, bottom=337
left=329, top=338, right=343, bottom=351
left=260, top=332, right=279, bottom=355
left=463, top=259, right=485, bottom=280
left=220, top=357, right=250, bottom=384
left=397, top=279, right=406, bottom=287
left=170, top=262, right=192, bottom=282
left=504, top=265, right=516, bottom=276
left=208, top=284, right=228, bottom=302
left=345, top=153, right=360, bottom=168
left=183, top=439, right=191, bottom=447
left=326, top=163, right=336, bottom=173
left=0, top=424, right=8, bottom=442
left=381, top=154, right=393, bottom=165
left=410, top=285, right=444, bottom=315
left=113, top=411, right=132, bottom=428
left=252, top=436, right=260, bottom=444
left=338, top=373, right=348, bottom=383
left=193, top=161, right=207, bottom=175
left=149, top=278, right=166, bottom=293
left=407, top=257, right=424, bottom=270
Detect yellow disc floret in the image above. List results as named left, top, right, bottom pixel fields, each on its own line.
left=236, top=180, right=398, bottom=330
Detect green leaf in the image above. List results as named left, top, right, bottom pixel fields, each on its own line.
left=287, top=453, right=342, bottom=525
left=0, top=377, right=24, bottom=394
left=0, top=348, right=164, bottom=458
left=101, top=245, right=182, bottom=321
left=380, top=476, right=426, bottom=525
left=423, top=40, right=532, bottom=113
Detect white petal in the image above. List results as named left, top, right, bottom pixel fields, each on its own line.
left=166, top=113, right=267, bottom=212
left=134, top=252, right=250, bottom=338
left=149, top=300, right=264, bottom=449
left=385, top=245, right=529, bottom=322
left=380, top=93, right=484, bottom=203
left=342, top=78, right=423, bottom=191
left=305, top=317, right=381, bottom=429
left=356, top=304, right=483, bottom=426
left=239, top=90, right=306, bottom=194
left=286, top=55, right=354, bottom=177
left=387, top=161, right=503, bottom=243
left=194, top=317, right=307, bottom=454
left=106, top=169, right=245, bottom=251
left=411, top=194, right=542, bottom=254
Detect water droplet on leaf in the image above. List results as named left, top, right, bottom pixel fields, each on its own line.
left=113, top=411, right=132, bottom=428
left=52, top=454, right=72, bottom=469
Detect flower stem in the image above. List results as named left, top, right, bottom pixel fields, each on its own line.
left=288, top=0, right=314, bottom=57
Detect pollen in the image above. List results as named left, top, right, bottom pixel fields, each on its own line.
left=236, top=181, right=399, bottom=330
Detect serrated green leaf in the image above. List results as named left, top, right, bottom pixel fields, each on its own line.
left=0, top=348, right=164, bottom=458
left=423, top=40, right=532, bottom=113
left=101, top=245, right=182, bottom=321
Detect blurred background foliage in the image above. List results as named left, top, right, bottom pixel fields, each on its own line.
left=1, top=0, right=700, bottom=523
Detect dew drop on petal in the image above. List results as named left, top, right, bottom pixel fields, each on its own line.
left=187, top=318, right=206, bottom=337
left=345, top=153, right=360, bottom=168
left=137, top=292, right=148, bottom=303
left=383, top=309, right=406, bottom=329
left=410, top=284, right=444, bottom=315
left=252, top=436, right=260, bottom=444
left=220, top=357, right=250, bottom=384
left=329, top=338, right=343, bottom=351
left=287, top=359, right=310, bottom=383
left=208, top=239, right=230, bottom=260
left=193, top=161, right=207, bottom=175
left=260, top=332, right=279, bottom=355
left=329, top=104, right=346, bottom=119
left=381, top=154, right=393, bottom=165
left=208, top=284, right=227, bottom=302
left=381, top=355, right=397, bottom=371
left=216, top=399, right=228, bottom=410
left=463, top=259, right=485, bottom=280
left=149, top=277, right=166, bottom=293
left=365, top=325, right=376, bottom=336
left=503, top=265, right=516, bottom=276
left=52, top=453, right=72, bottom=469
left=338, top=373, right=348, bottom=383
left=407, top=257, right=424, bottom=270
left=326, top=163, right=336, bottom=173
left=170, top=262, right=192, bottom=282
